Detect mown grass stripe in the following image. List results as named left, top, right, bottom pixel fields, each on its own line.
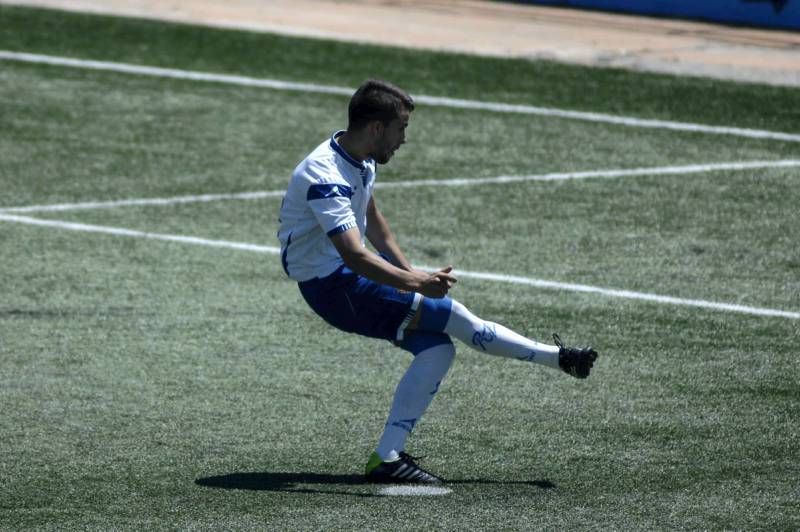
left=2, top=50, right=799, bottom=143
left=1, top=213, right=797, bottom=320
left=2, top=159, right=798, bottom=214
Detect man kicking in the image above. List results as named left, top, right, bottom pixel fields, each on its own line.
left=277, top=79, right=598, bottom=484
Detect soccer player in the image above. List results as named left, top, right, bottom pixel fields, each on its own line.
left=278, top=80, right=598, bottom=484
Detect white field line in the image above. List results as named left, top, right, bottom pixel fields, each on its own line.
left=2, top=50, right=800, bottom=144
left=1, top=213, right=798, bottom=320
left=2, top=159, right=799, bottom=214
left=0, top=190, right=286, bottom=214
left=440, top=269, right=800, bottom=320
left=0, top=213, right=279, bottom=254
left=376, top=159, right=800, bottom=189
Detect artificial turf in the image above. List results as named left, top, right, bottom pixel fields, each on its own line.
left=1, top=5, right=798, bottom=530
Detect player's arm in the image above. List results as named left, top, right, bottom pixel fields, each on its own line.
left=330, top=227, right=455, bottom=299
left=364, top=196, right=414, bottom=271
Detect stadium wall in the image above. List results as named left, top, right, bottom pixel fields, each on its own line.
left=517, top=1, right=800, bottom=30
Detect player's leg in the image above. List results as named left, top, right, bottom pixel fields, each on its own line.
left=297, top=267, right=452, bottom=482
left=365, top=331, right=453, bottom=484
left=410, top=296, right=598, bottom=378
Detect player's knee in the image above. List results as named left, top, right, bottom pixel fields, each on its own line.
left=398, top=330, right=454, bottom=357
left=416, top=295, right=454, bottom=332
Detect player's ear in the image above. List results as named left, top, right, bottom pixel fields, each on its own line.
left=368, top=119, right=384, bottom=138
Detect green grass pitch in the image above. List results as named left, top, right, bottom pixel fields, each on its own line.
left=1, top=5, right=799, bottom=529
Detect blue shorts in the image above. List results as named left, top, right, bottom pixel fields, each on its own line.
left=297, top=263, right=454, bottom=353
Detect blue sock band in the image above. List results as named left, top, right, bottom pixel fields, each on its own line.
left=417, top=296, right=453, bottom=333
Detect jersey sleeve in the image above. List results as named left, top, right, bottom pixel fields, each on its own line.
left=307, top=182, right=357, bottom=236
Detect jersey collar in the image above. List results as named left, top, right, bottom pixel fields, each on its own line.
left=330, top=130, right=372, bottom=171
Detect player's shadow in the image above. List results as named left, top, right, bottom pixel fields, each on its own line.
left=196, top=472, right=376, bottom=498
left=195, top=472, right=556, bottom=497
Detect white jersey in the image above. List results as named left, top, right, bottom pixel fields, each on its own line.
left=277, top=131, right=377, bottom=282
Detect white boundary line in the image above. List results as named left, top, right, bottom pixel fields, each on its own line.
left=1, top=213, right=797, bottom=320
left=2, top=50, right=800, bottom=143
left=2, top=159, right=798, bottom=214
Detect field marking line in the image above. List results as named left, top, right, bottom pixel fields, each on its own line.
left=440, top=269, right=800, bottom=320
left=2, top=159, right=799, bottom=214
left=0, top=190, right=286, bottom=214
left=2, top=50, right=800, bottom=144
left=0, top=213, right=279, bottom=254
left=378, top=486, right=452, bottom=496
left=376, top=159, right=800, bottom=189
left=1, top=213, right=797, bottom=320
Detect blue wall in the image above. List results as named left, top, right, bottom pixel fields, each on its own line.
left=520, top=1, right=800, bottom=30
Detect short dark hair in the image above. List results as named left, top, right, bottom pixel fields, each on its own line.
left=347, top=79, right=414, bottom=130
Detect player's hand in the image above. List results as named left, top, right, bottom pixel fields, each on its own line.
left=417, top=266, right=457, bottom=298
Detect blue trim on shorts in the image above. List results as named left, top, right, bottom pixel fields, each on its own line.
left=397, top=330, right=453, bottom=355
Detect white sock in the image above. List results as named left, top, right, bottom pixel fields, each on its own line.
left=375, top=342, right=455, bottom=461
left=443, top=300, right=560, bottom=370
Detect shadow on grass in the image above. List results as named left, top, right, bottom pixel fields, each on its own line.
left=0, top=307, right=145, bottom=319
left=195, top=472, right=556, bottom=497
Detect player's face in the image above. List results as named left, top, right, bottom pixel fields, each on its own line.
left=373, top=110, right=409, bottom=164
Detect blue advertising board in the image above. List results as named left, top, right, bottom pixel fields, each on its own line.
left=519, top=1, right=800, bottom=30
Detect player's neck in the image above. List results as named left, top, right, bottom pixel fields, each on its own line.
left=337, top=131, right=369, bottom=163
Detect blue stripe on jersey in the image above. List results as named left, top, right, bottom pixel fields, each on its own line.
left=281, top=232, right=292, bottom=276
left=281, top=233, right=292, bottom=275
left=307, top=183, right=354, bottom=201
left=327, top=221, right=357, bottom=237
